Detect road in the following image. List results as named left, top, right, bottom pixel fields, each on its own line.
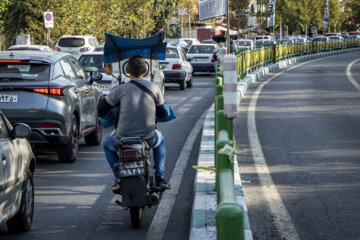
left=235, top=52, right=360, bottom=240
left=0, top=73, right=215, bottom=240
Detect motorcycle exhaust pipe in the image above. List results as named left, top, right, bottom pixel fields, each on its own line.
left=149, top=192, right=160, bottom=205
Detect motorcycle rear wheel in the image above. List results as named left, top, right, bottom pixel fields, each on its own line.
left=130, top=207, right=143, bottom=229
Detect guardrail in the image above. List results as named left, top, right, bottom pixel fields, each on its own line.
left=215, top=64, right=244, bottom=240
left=236, top=39, right=360, bottom=80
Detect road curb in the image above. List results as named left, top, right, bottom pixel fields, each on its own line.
left=189, top=47, right=360, bottom=240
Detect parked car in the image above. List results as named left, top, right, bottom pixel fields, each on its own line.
left=237, top=39, right=254, bottom=50
left=8, top=45, right=53, bottom=52
left=280, top=38, right=294, bottom=44
left=186, top=44, right=216, bottom=73
left=329, top=36, right=344, bottom=42
left=294, top=37, right=307, bottom=44
left=159, top=45, right=193, bottom=90
left=78, top=52, right=118, bottom=95
left=0, top=51, right=103, bottom=163
left=0, top=110, right=35, bottom=232
left=255, top=39, right=275, bottom=47
left=311, top=36, right=330, bottom=43
left=180, top=38, right=200, bottom=48
left=54, top=35, right=99, bottom=56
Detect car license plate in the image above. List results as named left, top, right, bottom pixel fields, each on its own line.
left=99, top=84, right=111, bottom=91
left=0, top=94, right=18, bottom=103
left=194, top=58, right=208, bottom=63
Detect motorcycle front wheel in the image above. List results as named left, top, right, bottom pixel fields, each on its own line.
left=130, top=206, right=143, bottom=229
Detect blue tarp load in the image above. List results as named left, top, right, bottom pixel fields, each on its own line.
left=104, top=31, right=167, bottom=63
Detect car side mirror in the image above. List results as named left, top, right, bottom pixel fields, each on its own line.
left=187, top=57, right=193, bottom=62
left=160, top=64, right=166, bottom=70
left=13, top=123, right=31, bottom=139
left=89, top=71, right=102, bottom=84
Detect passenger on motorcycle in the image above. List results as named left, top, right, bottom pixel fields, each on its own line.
left=97, top=55, right=171, bottom=193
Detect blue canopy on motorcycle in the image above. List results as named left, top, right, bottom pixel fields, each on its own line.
left=104, top=31, right=167, bottom=63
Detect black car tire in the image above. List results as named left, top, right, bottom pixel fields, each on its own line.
left=58, top=115, right=78, bottom=163
left=130, top=207, right=143, bottom=229
left=7, top=170, right=34, bottom=232
left=186, top=74, right=193, bottom=88
left=85, top=117, right=102, bottom=146
left=180, top=79, right=185, bottom=90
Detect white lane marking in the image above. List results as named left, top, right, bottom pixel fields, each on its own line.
left=346, top=59, right=360, bottom=92
left=146, top=108, right=209, bottom=240
left=247, top=58, right=335, bottom=240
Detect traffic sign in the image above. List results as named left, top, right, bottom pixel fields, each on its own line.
left=44, top=12, right=54, bottom=28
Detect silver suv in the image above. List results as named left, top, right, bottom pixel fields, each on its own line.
left=0, top=51, right=103, bottom=163
left=54, top=35, right=99, bottom=56
left=0, top=111, right=35, bottom=232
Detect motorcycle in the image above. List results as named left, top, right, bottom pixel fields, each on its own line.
left=113, top=136, right=163, bottom=228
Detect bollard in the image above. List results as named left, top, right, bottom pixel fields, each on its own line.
left=223, top=54, right=238, bottom=119
left=215, top=85, right=224, bottom=97
left=215, top=77, right=223, bottom=85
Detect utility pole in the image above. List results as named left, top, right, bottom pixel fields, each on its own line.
left=227, top=0, right=230, bottom=54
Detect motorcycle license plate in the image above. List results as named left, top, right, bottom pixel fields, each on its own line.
left=119, top=160, right=146, bottom=177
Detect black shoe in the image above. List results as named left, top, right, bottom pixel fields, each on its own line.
left=156, top=176, right=171, bottom=190
left=112, top=179, right=122, bottom=194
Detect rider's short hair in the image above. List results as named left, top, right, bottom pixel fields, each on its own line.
left=127, top=55, right=147, bottom=78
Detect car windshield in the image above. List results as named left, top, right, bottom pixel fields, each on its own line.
left=238, top=41, right=252, bottom=46
left=78, top=55, right=104, bottom=72
left=188, top=45, right=215, bottom=54
left=183, top=40, right=192, bottom=45
left=166, top=48, right=179, bottom=58
left=0, top=63, right=50, bottom=81
left=58, top=38, right=85, bottom=47
left=296, top=38, right=305, bottom=43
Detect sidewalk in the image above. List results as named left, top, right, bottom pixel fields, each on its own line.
left=189, top=47, right=360, bottom=240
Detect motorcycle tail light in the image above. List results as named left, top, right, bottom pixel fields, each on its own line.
left=122, top=149, right=138, bottom=162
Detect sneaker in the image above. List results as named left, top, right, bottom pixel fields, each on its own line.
left=155, top=176, right=171, bottom=190
left=112, top=179, right=122, bottom=194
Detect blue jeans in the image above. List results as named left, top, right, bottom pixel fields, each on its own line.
left=103, top=130, right=166, bottom=180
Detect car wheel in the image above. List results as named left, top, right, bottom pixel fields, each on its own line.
left=85, top=117, right=102, bottom=146
left=180, top=79, right=185, bottom=90
left=186, top=74, right=193, bottom=88
left=7, top=170, right=34, bottom=232
left=58, top=115, right=78, bottom=163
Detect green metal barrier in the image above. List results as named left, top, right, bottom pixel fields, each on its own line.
left=214, top=66, right=244, bottom=240
left=216, top=130, right=244, bottom=240
left=235, top=39, right=360, bottom=81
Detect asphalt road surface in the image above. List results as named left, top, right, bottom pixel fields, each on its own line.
left=0, top=73, right=215, bottom=240
left=235, top=52, right=360, bottom=240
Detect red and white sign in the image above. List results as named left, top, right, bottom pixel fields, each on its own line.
left=44, top=12, right=54, bottom=28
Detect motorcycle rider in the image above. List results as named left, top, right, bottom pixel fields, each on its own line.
left=98, top=55, right=171, bottom=193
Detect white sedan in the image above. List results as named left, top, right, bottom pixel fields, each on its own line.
left=160, top=46, right=193, bottom=90
left=186, top=44, right=217, bottom=73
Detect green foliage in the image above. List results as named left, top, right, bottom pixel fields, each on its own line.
left=0, top=0, right=179, bottom=45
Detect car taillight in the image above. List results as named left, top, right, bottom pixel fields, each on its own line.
left=54, top=47, right=62, bottom=52
left=33, top=88, right=64, bottom=96
left=80, top=47, right=91, bottom=52
left=172, top=64, right=182, bottom=70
